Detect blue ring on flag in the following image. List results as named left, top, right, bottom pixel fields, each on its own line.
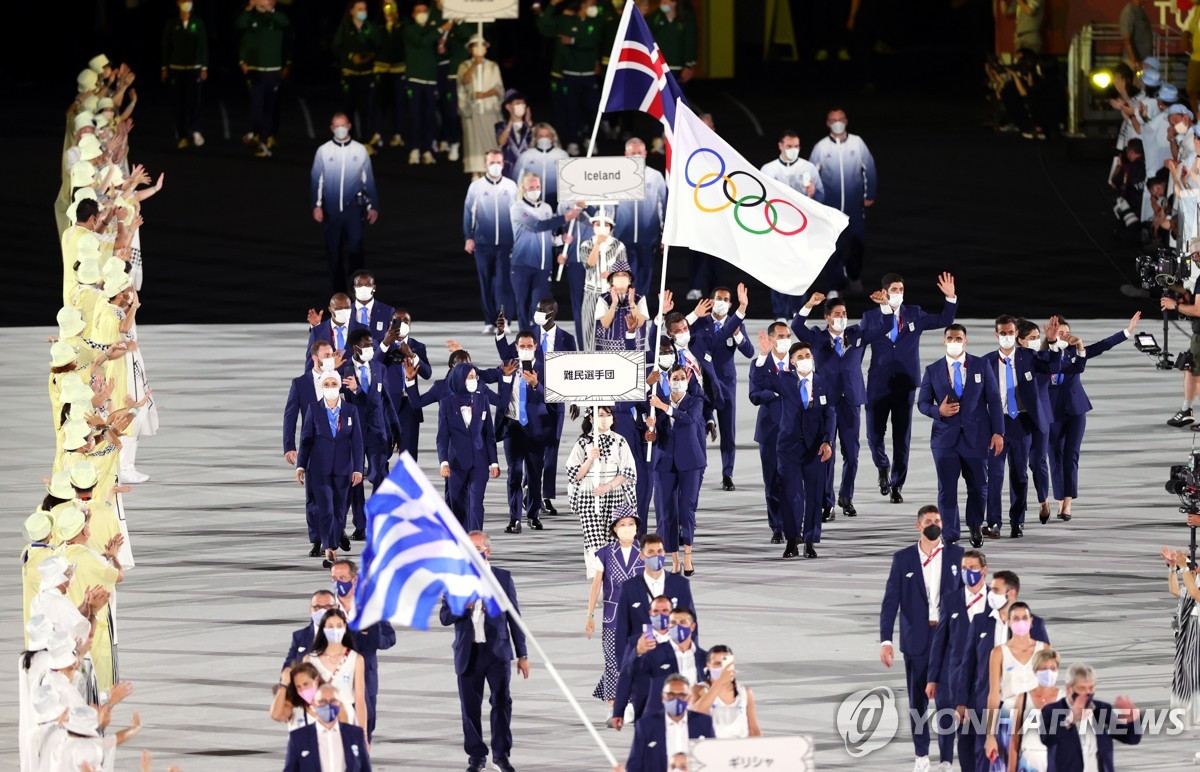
left=684, top=148, right=725, bottom=189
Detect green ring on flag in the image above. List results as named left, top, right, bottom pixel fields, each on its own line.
left=734, top=196, right=775, bottom=235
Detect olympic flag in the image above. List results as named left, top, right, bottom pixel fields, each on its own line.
left=663, top=101, right=850, bottom=296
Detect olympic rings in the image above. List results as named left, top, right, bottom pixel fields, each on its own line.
left=685, top=146, right=808, bottom=237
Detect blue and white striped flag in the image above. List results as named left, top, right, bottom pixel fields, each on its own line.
left=350, top=453, right=504, bottom=631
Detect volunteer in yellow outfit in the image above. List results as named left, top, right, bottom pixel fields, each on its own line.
left=21, top=511, right=56, bottom=637
left=70, top=460, right=125, bottom=560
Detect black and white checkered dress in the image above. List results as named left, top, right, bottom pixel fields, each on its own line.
left=566, top=432, right=637, bottom=552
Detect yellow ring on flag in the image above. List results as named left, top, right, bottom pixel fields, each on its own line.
left=693, top=172, right=737, bottom=213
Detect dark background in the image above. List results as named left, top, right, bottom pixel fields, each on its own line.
left=8, top=0, right=1145, bottom=326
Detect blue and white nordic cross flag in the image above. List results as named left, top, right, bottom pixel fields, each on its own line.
left=350, top=453, right=503, bottom=631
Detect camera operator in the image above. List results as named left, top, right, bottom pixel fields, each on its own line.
left=1160, top=290, right=1200, bottom=427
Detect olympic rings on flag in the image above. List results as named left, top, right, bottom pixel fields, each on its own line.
left=684, top=147, right=808, bottom=236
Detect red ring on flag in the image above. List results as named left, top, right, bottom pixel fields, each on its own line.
left=764, top=198, right=808, bottom=236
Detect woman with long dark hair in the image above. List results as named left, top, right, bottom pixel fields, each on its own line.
left=304, top=609, right=367, bottom=728
left=567, top=405, right=637, bottom=575
left=693, top=645, right=761, bottom=739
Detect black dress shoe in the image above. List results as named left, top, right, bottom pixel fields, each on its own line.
left=322, top=559, right=333, bottom=569
left=878, top=468, right=891, bottom=496
left=969, top=528, right=984, bottom=548
left=528, top=515, right=544, bottom=530
left=683, top=568, right=695, bottom=577
left=770, top=532, right=784, bottom=544
left=803, top=542, right=818, bottom=558
left=504, top=520, right=522, bottom=534
left=339, top=533, right=351, bottom=551
left=493, top=758, right=516, bottom=772
left=466, top=759, right=487, bottom=772
left=542, top=498, right=558, bottom=516
left=351, top=528, right=366, bottom=541
left=983, top=525, right=1001, bottom=540
left=1038, top=502, right=1051, bottom=525
left=889, top=486, right=904, bottom=504
left=782, top=539, right=800, bottom=558
left=1058, top=512, right=1072, bottom=522
left=721, top=475, right=736, bottom=491
left=309, top=540, right=321, bottom=558
left=821, top=506, right=835, bottom=523
left=839, top=497, right=857, bottom=517
left=1010, top=524, right=1024, bottom=538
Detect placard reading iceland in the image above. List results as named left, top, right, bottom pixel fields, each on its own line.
left=556, top=156, right=647, bottom=203
left=543, top=351, right=646, bottom=404
left=441, top=0, right=518, bottom=20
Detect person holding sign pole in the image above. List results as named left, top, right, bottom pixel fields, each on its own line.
left=647, top=364, right=706, bottom=576
left=595, top=260, right=649, bottom=353
left=508, top=174, right=578, bottom=332
left=567, top=405, right=637, bottom=575
left=579, top=209, right=627, bottom=350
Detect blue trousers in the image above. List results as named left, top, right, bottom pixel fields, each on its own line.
left=633, top=441, right=652, bottom=534
left=436, top=65, right=461, bottom=144
left=457, top=647, right=512, bottom=763
left=780, top=455, right=827, bottom=543
left=866, top=385, right=915, bottom=490
left=542, top=405, right=565, bottom=499
left=397, top=404, right=421, bottom=459
left=759, top=443, right=783, bottom=534
left=473, top=243, right=507, bottom=325
left=688, top=249, right=722, bottom=295
left=987, top=414, right=1032, bottom=528
left=563, top=73, right=598, bottom=145
left=342, top=73, right=377, bottom=141
left=304, top=480, right=319, bottom=542
left=654, top=466, right=702, bottom=552
left=1028, top=425, right=1050, bottom=502
left=350, top=446, right=390, bottom=531
left=826, top=400, right=862, bottom=507
left=503, top=428, right=545, bottom=521
left=716, top=385, right=738, bottom=478
left=904, top=651, right=933, bottom=758
left=770, top=290, right=802, bottom=320
left=407, top=81, right=438, bottom=153
left=625, top=242, right=655, bottom=297
left=447, top=465, right=490, bottom=532
left=510, top=266, right=550, bottom=333
left=932, top=446, right=987, bottom=542
left=322, top=203, right=365, bottom=294
left=312, top=473, right=352, bottom=551
left=566, top=260, right=586, bottom=344
left=247, top=70, right=282, bottom=139
left=1049, top=413, right=1085, bottom=499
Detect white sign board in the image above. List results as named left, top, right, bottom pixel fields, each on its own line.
left=690, top=736, right=816, bottom=771
left=441, top=0, right=518, bottom=21
left=543, top=351, right=645, bottom=404
left=556, top=156, right=647, bottom=203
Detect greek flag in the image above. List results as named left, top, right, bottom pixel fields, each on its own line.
left=350, top=453, right=503, bottom=631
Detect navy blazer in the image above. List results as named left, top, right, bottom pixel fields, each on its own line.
left=690, top=313, right=754, bottom=382
left=628, top=642, right=708, bottom=719
left=438, top=566, right=528, bottom=674
left=928, top=587, right=989, bottom=706
left=649, top=393, right=707, bottom=472
left=435, top=391, right=498, bottom=473
left=407, top=367, right=503, bottom=409
left=978, top=347, right=1066, bottom=435
left=340, top=359, right=401, bottom=452
left=1049, top=331, right=1128, bottom=418
left=748, top=355, right=789, bottom=445
left=917, top=354, right=1005, bottom=456
left=879, top=542, right=965, bottom=657
left=297, top=401, right=365, bottom=477
left=792, top=313, right=888, bottom=406
left=284, top=372, right=323, bottom=453
left=283, top=721, right=371, bottom=772
left=862, top=301, right=958, bottom=399
left=305, top=321, right=361, bottom=372
left=749, top=362, right=837, bottom=463
left=625, top=709, right=715, bottom=772
left=381, top=337, right=433, bottom=422
left=494, top=373, right=553, bottom=442
left=1040, top=697, right=1141, bottom=772
left=283, top=618, right=397, bottom=700
left=350, top=299, right=397, bottom=347
left=613, top=573, right=697, bottom=663
left=496, top=325, right=578, bottom=361
left=959, top=610, right=1050, bottom=710
left=651, top=315, right=728, bottom=411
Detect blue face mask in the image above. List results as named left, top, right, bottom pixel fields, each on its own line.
left=354, top=10, right=368, bottom=21
left=644, top=554, right=666, bottom=572
left=664, top=697, right=688, bottom=717
left=315, top=703, right=341, bottom=723
left=669, top=624, right=692, bottom=643
left=965, top=569, right=983, bottom=587
left=333, top=579, right=354, bottom=597
left=650, top=613, right=670, bottom=631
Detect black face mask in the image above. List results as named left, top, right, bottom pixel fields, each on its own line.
left=922, top=524, right=942, bottom=541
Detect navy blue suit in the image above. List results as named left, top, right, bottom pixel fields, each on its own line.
left=794, top=311, right=888, bottom=507
left=978, top=348, right=1066, bottom=529
left=928, top=585, right=990, bottom=771
left=283, top=616, right=397, bottom=740
left=651, top=315, right=729, bottom=418
left=435, top=366, right=499, bottom=532
left=612, top=573, right=697, bottom=665
left=625, top=709, right=715, bottom=772
left=381, top=337, right=432, bottom=459
left=305, top=321, right=356, bottom=371
left=650, top=392, right=707, bottom=552
left=749, top=362, right=836, bottom=544
left=862, top=299, right=958, bottom=490
left=879, top=541, right=965, bottom=760
left=350, top=299, right=396, bottom=347
left=626, top=641, right=707, bottom=719
left=283, top=721, right=371, bottom=771
left=297, top=400, right=365, bottom=551
left=613, top=397, right=653, bottom=533
left=1048, top=331, right=1129, bottom=500
left=1040, top=697, right=1141, bottom=772
left=749, top=354, right=789, bottom=535
left=917, top=354, right=1004, bottom=542
left=284, top=372, right=324, bottom=542
left=439, top=566, right=527, bottom=766
left=494, top=372, right=553, bottom=523
left=341, top=358, right=400, bottom=533
left=690, top=312, right=753, bottom=478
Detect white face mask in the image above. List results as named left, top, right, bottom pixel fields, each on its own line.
left=887, top=293, right=903, bottom=309
left=332, top=308, right=351, bottom=325
left=180, top=1, right=193, bottom=11
left=615, top=525, right=637, bottom=541
left=673, top=331, right=691, bottom=348
left=593, top=223, right=611, bottom=237
left=669, top=380, right=687, bottom=394
left=533, top=311, right=549, bottom=326
left=333, top=126, right=350, bottom=141
left=1177, top=121, right=1191, bottom=136
left=986, top=591, right=1009, bottom=610
left=517, top=348, right=536, bottom=362
left=414, top=11, right=429, bottom=25
left=323, top=387, right=341, bottom=402
left=486, top=162, right=503, bottom=178
left=512, top=103, right=527, bottom=118
left=1050, top=339, right=1067, bottom=352
left=659, top=1, right=673, bottom=12
left=396, top=322, right=410, bottom=339
left=319, top=357, right=336, bottom=372
left=596, top=416, right=613, bottom=432
left=465, top=379, right=479, bottom=393
left=1022, top=337, right=1041, bottom=350
left=830, top=317, right=847, bottom=333
left=795, top=358, right=814, bottom=375
left=658, top=353, right=676, bottom=369
left=357, top=347, right=375, bottom=363
left=585, top=5, right=599, bottom=17
left=536, top=137, right=553, bottom=151
left=782, top=146, right=800, bottom=162
left=1035, top=669, right=1058, bottom=688
left=324, top=626, right=346, bottom=643
left=830, top=120, right=847, bottom=134
left=525, top=188, right=541, bottom=202
left=774, top=338, right=791, bottom=355
left=611, top=277, right=630, bottom=291
left=946, top=341, right=965, bottom=358
left=998, top=335, right=1016, bottom=350
left=711, top=300, right=730, bottom=316
left=354, top=286, right=374, bottom=302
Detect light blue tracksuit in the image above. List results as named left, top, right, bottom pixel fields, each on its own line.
left=509, top=198, right=566, bottom=331
left=463, top=174, right=519, bottom=324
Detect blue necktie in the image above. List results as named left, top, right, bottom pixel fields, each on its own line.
left=359, top=365, right=370, bottom=390
left=715, top=320, right=723, bottom=334
left=678, top=350, right=686, bottom=366
left=1054, top=352, right=1065, bottom=385
left=889, top=314, right=899, bottom=343
left=335, top=326, right=345, bottom=352
left=834, top=336, right=844, bottom=357
left=541, top=331, right=549, bottom=352
left=326, top=405, right=339, bottom=435
left=799, top=377, right=810, bottom=409
left=952, top=361, right=963, bottom=398
left=1004, top=357, right=1017, bottom=419
left=359, top=306, right=368, bottom=326
left=777, top=359, right=785, bottom=373
left=518, top=377, right=528, bottom=426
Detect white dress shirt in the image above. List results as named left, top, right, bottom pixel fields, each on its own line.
left=645, top=571, right=665, bottom=599
left=312, top=368, right=327, bottom=401
left=945, top=354, right=967, bottom=383
left=964, top=586, right=986, bottom=624
left=918, top=541, right=943, bottom=623
left=671, top=641, right=698, bottom=686
left=539, top=325, right=558, bottom=353
left=991, top=609, right=1010, bottom=645
left=797, top=373, right=814, bottom=406
left=353, top=299, right=374, bottom=327
left=1080, top=717, right=1099, bottom=772
left=619, top=545, right=634, bottom=564
left=472, top=601, right=487, bottom=643
left=317, top=720, right=346, bottom=772
left=460, top=405, right=473, bottom=427
left=665, top=714, right=690, bottom=757
left=506, top=374, right=521, bottom=420
left=996, top=349, right=1022, bottom=414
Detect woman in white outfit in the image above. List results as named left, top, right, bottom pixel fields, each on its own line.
left=456, top=36, right=504, bottom=177
left=1008, top=647, right=1063, bottom=772
left=566, top=406, right=637, bottom=577
left=578, top=209, right=626, bottom=351
left=693, top=645, right=762, bottom=739
left=303, top=609, right=367, bottom=728
left=984, top=602, right=1047, bottom=769
left=270, top=661, right=337, bottom=732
